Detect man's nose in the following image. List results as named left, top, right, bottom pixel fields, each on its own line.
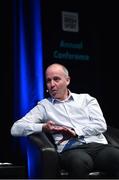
left=50, top=80, right=55, bottom=86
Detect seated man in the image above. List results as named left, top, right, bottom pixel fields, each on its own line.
left=11, top=63, right=119, bottom=178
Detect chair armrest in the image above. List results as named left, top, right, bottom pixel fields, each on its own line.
left=28, top=132, right=55, bottom=149
left=27, top=132, right=59, bottom=179
left=104, top=126, right=119, bottom=148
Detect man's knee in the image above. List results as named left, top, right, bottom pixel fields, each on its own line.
left=61, top=149, right=94, bottom=178
left=95, top=145, right=119, bottom=175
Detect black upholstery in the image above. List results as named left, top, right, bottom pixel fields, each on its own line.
left=27, top=126, right=119, bottom=179
left=27, top=132, right=59, bottom=178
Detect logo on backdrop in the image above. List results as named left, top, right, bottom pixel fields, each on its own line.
left=62, top=11, right=79, bottom=32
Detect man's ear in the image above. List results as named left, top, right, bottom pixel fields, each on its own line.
left=66, top=76, right=70, bottom=85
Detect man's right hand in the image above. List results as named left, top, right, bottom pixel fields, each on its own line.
left=42, top=120, right=65, bottom=133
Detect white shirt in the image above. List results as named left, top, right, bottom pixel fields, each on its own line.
left=11, top=93, right=108, bottom=152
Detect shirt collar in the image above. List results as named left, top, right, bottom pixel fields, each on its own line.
left=51, top=90, right=74, bottom=103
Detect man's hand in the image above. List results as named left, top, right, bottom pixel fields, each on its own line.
left=60, top=127, right=76, bottom=137
left=42, top=120, right=76, bottom=138
left=42, top=120, right=57, bottom=132
left=42, top=120, right=64, bottom=133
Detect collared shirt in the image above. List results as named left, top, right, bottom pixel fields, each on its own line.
left=11, top=92, right=108, bottom=152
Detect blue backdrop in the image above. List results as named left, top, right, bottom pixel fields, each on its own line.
left=12, top=0, right=44, bottom=177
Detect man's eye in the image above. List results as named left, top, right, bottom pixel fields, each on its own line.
left=54, top=77, right=60, bottom=81
left=46, top=79, right=51, bottom=83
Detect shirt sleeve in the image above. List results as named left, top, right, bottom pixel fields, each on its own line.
left=82, top=94, right=107, bottom=137
left=11, top=103, right=46, bottom=137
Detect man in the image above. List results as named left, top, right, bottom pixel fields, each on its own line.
left=11, top=63, right=119, bottom=178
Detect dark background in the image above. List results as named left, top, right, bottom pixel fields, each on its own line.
left=41, top=0, right=119, bottom=127
left=1, top=0, right=119, bottom=162
left=1, top=0, right=13, bottom=161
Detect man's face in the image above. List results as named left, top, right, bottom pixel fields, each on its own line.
left=45, top=65, right=70, bottom=100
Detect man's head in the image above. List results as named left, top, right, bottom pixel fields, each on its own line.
left=45, top=63, right=70, bottom=100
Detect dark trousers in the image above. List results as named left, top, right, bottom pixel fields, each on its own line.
left=59, top=143, right=119, bottom=178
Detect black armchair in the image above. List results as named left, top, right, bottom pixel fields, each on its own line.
left=27, top=132, right=59, bottom=179
left=27, top=126, right=119, bottom=179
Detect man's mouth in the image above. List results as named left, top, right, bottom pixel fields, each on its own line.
left=52, top=89, right=57, bottom=92
left=51, top=90, right=57, bottom=95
